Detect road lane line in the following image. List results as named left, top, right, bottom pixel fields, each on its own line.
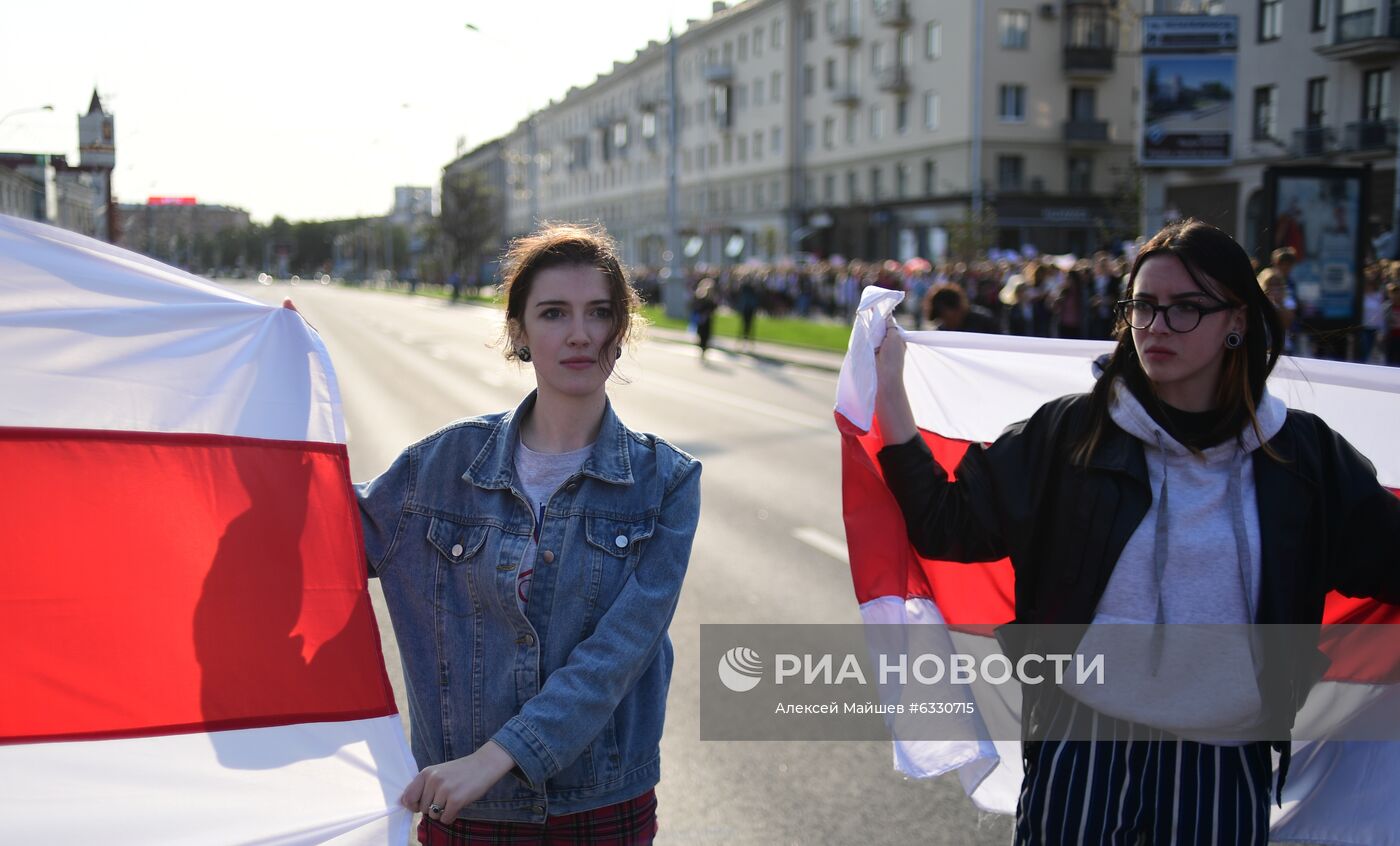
left=793, top=527, right=849, bottom=563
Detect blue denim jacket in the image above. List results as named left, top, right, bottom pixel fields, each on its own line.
left=356, top=392, right=700, bottom=822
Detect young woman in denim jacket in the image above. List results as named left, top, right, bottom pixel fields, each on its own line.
left=874, top=220, right=1400, bottom=845
left=356, top=224, right=701, bottom=843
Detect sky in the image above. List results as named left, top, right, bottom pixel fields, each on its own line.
left=1, top=0, right=723, bottom=223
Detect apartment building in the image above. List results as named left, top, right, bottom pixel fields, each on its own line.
left=493, top=0, right=1139, bottom=265
left=1149, top=0, right=1400, bottom=254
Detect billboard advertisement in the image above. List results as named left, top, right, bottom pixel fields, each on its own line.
left=1142, top=54, right=1236, bottom=166
left=1264, top=166, right=1368, bottom=326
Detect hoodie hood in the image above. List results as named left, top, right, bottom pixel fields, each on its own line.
left=1107, top=377, right=1287, bottom=463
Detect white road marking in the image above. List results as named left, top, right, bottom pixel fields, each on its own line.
left=793, top=527, right=849, bottom=563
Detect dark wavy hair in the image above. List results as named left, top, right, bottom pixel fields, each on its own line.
left=1070, top=219, right=1286, bottom=466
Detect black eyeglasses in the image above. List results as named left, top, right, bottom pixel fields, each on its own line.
left=1115, top=298, right=1233, bottom=333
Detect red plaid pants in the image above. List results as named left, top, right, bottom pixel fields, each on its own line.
left=417, top=790, right=657, bottom=845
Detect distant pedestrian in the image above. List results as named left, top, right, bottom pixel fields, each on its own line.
left=691, top=277, right=720, bottom=360
left=736, top=276, right=760, bottom=351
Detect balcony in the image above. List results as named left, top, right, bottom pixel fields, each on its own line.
left=1317, top=3, right=1400, bottom=60
left=1063, top=118, right=1110, bottom=143
left=876, top=65, right=910, bottom=95
left=1063, top=3, right=1117, bottom=76
left=832, top=84, right=862, bottom=107
left=702, top=63, right=734, bottom=84
left=1290, top=126, right=1336, bottom=158
left=1343, top=118, right=1398, bottom=152
left=873, top=0, right=911, bottom=28
left=830, top=14, right=861, bottom=45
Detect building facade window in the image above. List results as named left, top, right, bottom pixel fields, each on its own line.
left=1312, top=0, right=1329, bottom=31
left=845, top=110, right=857, bottom=144
left=803, top=64, right=815, bottom=96
left=1252, top=85, right=1278, bottom=139
left=999, top=10, right=1031, bottom=49
left=772, top=71, right=782, bottom=102
left=772, top=126, right=782, bottom=154
left=847, top=170, right=859, bottom=203
left=1067, top=156, right=1092, bottom=194
left=804, top=8, right=816, bottom=40
left=999, top=84, right=1027, bottom=121
left=872, top=41, right=886, bottom=73
left=825, top=58, right=837, bottom=89
left=997, top=155, right=1024, bottom=191
left=1363, top=69, right=1392, bottom=121
left=926, top=21, right=942, bottom=59
left=824, top=173, right=836, bottom=202
left=871, top=105, right=884, bottom=139
left=896, top=97, right=909, bottom=133
left=870, top=166, right=883, bottom=201
left=895, top=162, right=909, bottom=198
left=823, top=116, right=836, bottom=148
left=1259, top=0, right=1282, bottom=42
left=738, top=33, right=749, bottom=61
left=923, top=159, right=936, bottom=195
left=1070, top=87, right=1097, bottom=121
left=804, top=121, right=815, bottom=150
left=898, top=30, right=913, bottom=66
left=924, top=91, right=940, bottom=129
left=1306, top=77, right=1327, bottom=127
left=755, top=79, right=765, bottom=106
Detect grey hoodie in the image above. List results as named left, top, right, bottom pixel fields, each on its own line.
left=1062, top=378, right=1289, bottom=742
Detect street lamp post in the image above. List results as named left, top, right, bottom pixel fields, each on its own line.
left=0, top=104, right=54, bottom=129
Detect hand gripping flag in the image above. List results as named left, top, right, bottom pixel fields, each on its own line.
left=0, top=215, right=416, bottom=843
left=836, top=287, right=1400, bottom=845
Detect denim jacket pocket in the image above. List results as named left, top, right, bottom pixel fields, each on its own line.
left=427, top=516, right=492, bottom=618
left=582, top=514, right=656, bottom=612
left=583, top=515, right=656, bottom=566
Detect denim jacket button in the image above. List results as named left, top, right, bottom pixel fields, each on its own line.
left=518, top=632, right=535, bottom=646
left=450, top=543, right=463, bottom=557
left=614, top=534, right=629, bottom=549
left=530, top=804, right=545, bottom=816
left=542, top=549, right=555, bottom=564
left=565, top=482, right=578, bottom=492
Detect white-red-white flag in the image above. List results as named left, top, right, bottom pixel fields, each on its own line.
left=837, top=287, right=1400, bottom=845
left=0, top=215, right=416, bottom=844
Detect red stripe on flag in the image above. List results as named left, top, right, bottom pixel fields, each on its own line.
left=838, top=413, right=1015, bottom=625
left=0, top=428, right=396, bottom=743
left=839, top=413, right=1400, bottom=681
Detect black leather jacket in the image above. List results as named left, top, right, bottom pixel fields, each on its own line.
left=878, top=392, right=1400, bottom=799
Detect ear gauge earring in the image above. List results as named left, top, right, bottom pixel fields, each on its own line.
left=516, top=346, right=532, bottom=362
left=1225, top=332, right=1243, bottom=349
left=615, top=347, right=622, bottom=360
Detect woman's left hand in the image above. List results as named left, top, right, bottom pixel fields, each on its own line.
left=402, top=740, right=517, bottom=823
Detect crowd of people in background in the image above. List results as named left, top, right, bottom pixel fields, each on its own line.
left=631, top=245, right=1400, bottom=366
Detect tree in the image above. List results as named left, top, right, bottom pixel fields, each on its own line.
left=947, top=207, right=998, bottom=261
left=438, top=169, right=501, bottom=284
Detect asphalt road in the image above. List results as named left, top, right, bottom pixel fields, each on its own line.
left=234, top=281, right=1015, bottom=846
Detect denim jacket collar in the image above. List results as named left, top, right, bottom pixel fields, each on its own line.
left=462, top=390, right=634, bottom=489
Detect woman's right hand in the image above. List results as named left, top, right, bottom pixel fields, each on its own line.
left=874, top=314, right=917, bottom=445
left=875, top=314, right=905, bottom=384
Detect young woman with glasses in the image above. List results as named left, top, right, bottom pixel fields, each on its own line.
left=872, top=219, right=1399, bottom=845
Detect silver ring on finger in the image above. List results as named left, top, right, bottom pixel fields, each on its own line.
left=429, top=803, right=443, bottom=816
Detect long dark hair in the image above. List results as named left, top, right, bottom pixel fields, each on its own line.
left=1070, top=220, right=1286, bottom=465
